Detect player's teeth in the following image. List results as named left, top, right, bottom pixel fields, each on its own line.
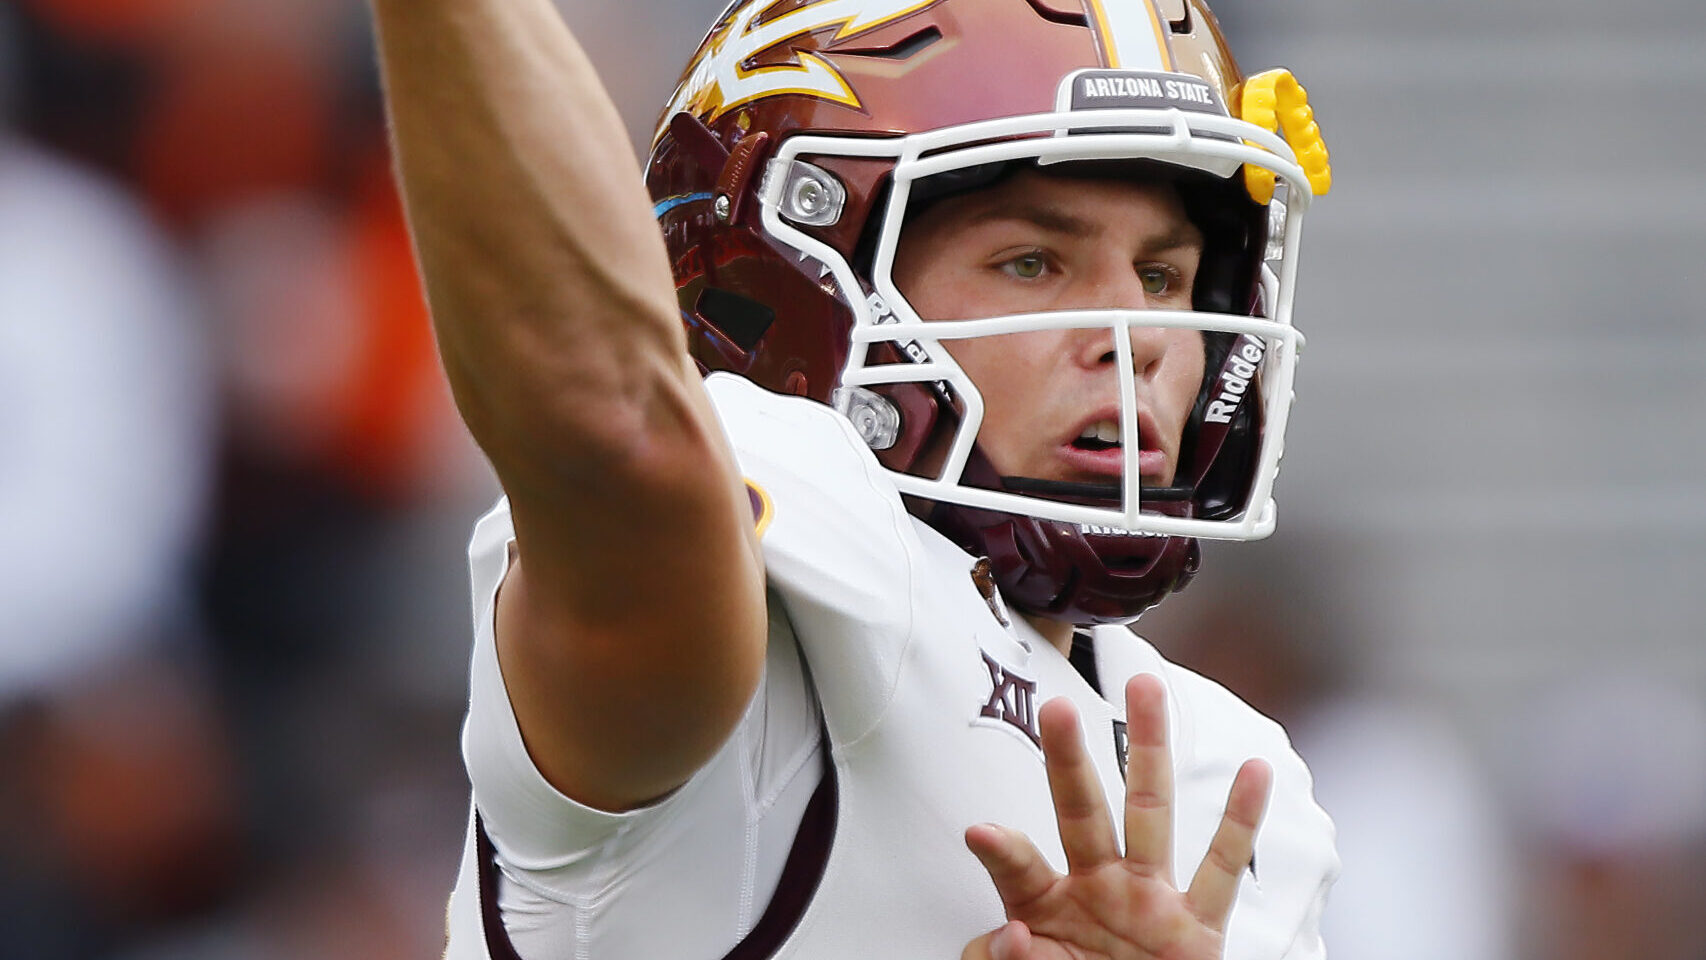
left=1078, top=420, right=1121, bottom=444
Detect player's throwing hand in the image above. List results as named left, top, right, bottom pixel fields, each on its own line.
left=961, top=674, right=1273, bottom=960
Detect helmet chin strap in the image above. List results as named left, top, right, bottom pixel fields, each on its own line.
left=924, top=446, right=1201, bottom=624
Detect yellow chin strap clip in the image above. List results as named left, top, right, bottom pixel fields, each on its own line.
left=1239, top=69, right=1333, bottom=205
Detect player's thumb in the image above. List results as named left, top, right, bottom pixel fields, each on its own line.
left=969, top=920, right=1032, bottom=960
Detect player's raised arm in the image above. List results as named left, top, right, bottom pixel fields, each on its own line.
left=369, top=0, right=767, bottom=811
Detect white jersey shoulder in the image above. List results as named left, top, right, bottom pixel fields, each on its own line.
left=708, top=372, right=957, bottom=748
left=446, top=374, right=1336, bottom=960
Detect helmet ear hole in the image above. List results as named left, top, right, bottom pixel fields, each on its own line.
left=695, top=287, right=775, bottom=352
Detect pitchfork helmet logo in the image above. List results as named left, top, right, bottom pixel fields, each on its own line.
left=657, top=0, right=946, bottom=140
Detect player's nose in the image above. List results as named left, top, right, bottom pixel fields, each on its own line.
left=1068, top=269, right=1170, bottom=379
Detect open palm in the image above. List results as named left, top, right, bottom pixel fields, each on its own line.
left=962, top=674, right=1272, bottom=960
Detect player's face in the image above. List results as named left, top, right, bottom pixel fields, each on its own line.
left=893, top=170, right=1206, bottom=488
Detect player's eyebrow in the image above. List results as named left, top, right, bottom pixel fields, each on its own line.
left=1135, top=223, right=1204, bottom=254
left=966, top=203, right=1101, bottom=238
left=963, top=203, right=1203, bottom=253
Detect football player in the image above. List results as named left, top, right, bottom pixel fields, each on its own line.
left=370, top=0, right=1337, bottom=957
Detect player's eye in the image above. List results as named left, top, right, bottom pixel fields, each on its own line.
left=1137, top=264, right=1181, bottom=297
left=1001, top=254, right=1049, bottom=280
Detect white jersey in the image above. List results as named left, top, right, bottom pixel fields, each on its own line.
left=445, top=373, right=1338, bottom=960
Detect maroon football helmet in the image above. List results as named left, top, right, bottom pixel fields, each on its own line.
left=645, top=0, right=1331, bottom=623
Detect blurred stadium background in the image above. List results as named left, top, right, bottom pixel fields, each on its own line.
left=0, top=0, right=1700, bottom=957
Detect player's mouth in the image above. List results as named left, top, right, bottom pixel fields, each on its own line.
left=1057, top=409, right=1170, bottom=481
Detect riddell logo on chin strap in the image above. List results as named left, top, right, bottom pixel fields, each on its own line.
left=1204, top=334, right=1266, bottom=425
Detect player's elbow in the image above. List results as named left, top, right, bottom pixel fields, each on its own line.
left=456, top=337, right=713, bottom=489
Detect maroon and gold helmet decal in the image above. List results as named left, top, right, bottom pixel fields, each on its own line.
left=658, top=0, right=949, bottom=142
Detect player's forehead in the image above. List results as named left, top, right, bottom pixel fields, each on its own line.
left=905, top=166, right=1201, bottom=248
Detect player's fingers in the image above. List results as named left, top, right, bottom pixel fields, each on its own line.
left=1037, top=697, right=1121, bottom=872
left=962, top=930, right=995, bottom=960
left=989, top=920, right=1033, bottom=960
left=1121, top=673, right=1174, bottom=882
left=1185, top=757, right=1272, bottom=931
left=960, top=921, right=1034, bottom=960
left=966, top=823, right=1062, bottom=915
